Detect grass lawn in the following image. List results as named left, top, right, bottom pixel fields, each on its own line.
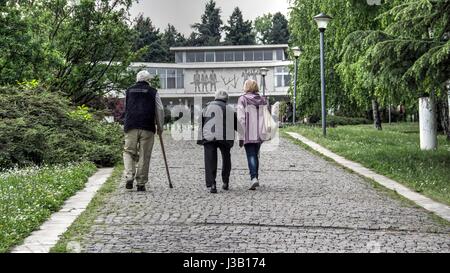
left=0, top=162, right=97, bottom=253
left=283, top=123, right=450, bottom=206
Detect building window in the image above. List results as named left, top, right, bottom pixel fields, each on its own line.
left=275, top=66, right=290, bottom=87
left=195, top=52, right=204, bottom=62
left=159, top=69, right=167, bottom=89
left=167, top=69, right=176, bottom=89
left=176, top=69, right=184, bottom=88
left=244, top=51, right=253, bottom=61
left=216, top=51, right=225, bottom=62
left=276, top=49, right=284, bottom=61
left=264, top=50, right=273, bottom=61
left=254, top=50, right=264, bottom=61
left=148, top=68, right=157, bottom=76
left=186, top=52, right=195, bottom=63
left=235, top=51, right=244, bottom=61
left=205, top=52, right=215, bottom=62
left=175, top=52, right=183, bottom=63
left=225, top=51, right=234, bottom=62
left=148, top=68, right=184, bottom=89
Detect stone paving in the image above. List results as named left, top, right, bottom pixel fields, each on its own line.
left=79, top=135, right=450, bottom=253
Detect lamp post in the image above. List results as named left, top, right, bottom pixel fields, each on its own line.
left=260, top=68, right=269, bottom=97
left=447, top=80, right=450, bottom=120
left=291, top=46, right=302, bottom=124
left=313, top=13, right=332, bottom=137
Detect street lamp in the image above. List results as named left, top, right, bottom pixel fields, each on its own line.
left=313, top=12, right=333, bottom=137
left=291, top=46, right=302, bottom=124
left=260, top=68, right=269, bottom=97
left=446, top=79, right=450, bottom=120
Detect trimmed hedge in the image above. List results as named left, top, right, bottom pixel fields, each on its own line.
left=0, top=162, right=97, bottom=252
left=318, top=116, right=371, bottom=127
left=0, top=88, right=123, bottom=169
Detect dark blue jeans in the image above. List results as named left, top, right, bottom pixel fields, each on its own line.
left=244, top=143, right=261, bottom=180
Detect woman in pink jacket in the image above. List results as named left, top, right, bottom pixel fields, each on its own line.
left=237, top=80, right=268, bottom=190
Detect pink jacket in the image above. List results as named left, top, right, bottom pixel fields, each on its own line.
left=237, top=93, right=268, bottom=145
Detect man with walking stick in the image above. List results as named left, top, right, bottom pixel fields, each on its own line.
left=123, top=70, right=165, bottom=192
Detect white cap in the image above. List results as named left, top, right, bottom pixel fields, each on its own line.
left=215, top=90, right=229, bottom=101
left=136, top=70, right=152, bottom=83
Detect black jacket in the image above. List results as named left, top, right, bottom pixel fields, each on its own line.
left=197, top=100, right=238, bottom=148
left=124, top=81, right=157, bottom=133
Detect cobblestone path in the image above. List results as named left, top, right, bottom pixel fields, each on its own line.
left=80, top=136, right=450, bottom=253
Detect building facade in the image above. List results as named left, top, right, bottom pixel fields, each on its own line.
left=129, top=44, right=292, bottom=107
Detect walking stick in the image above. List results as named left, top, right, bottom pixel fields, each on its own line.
left=158, top=133, right=173, bottom=189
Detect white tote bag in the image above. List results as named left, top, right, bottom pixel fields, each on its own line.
left=261, top=104, right=277, bottom=141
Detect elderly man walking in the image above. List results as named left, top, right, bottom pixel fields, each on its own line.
left=123, top=70, right=165, bottom=192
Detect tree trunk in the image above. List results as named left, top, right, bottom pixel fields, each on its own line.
left=437, top=95, right=450, bottom=141
left=372, top=99, right=382, bottom=130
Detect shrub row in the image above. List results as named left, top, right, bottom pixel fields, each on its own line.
left=318, top=116, right=371, bottom=127
left=0, top=88, right=123, bottom=169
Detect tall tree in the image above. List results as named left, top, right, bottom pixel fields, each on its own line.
left=0, top=0, right=139, bottom=106
left=289, top=0, right=385, bottom=123
left=191, top=0, right=223, bottom=46
left=342, top=0, right=450, bottom=136
left=268, top=12, right=289, bottom=44
left=133, top=15, right=166, bottom=63
left=223, top=7, right=255, bottom=45
left=0, top=0, right=60, bottom=85
left=49, top=0, right=138, bottom=105
left=254, top=13, right=273, bottom=44
left=161, top=24, right=187, bottom=62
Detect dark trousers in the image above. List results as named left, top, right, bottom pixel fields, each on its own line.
left=204, top=142, right=232, bottom=187
left=244, top=143, right=261, bottom=180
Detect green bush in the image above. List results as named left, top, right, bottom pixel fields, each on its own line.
left=0, top=161, right=97, bottom=252
left=318, top=116, right=371, bottom=127
left=0, top=87, right=123, bottom=169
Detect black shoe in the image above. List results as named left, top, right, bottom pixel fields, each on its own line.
left=137, top=185, right=146, bottom=192
left=210, top=185, right=217, bottom=194
left=222, top=182, right=229, bottom=191
left=126, top=180, right=133, bottom=190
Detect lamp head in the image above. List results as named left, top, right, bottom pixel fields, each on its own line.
left=260, top=68, right=269, bottom=77
left=292, top=46, right=302, bottom=58
left=313, top=13, right=333, bottom=31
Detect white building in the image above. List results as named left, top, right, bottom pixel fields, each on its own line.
left=130, top=44, right=292, bottom=107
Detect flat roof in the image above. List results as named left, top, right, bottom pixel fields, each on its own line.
left=130, top=60, right=292, bottom=69
left=170, top=44, right=289, bottom=52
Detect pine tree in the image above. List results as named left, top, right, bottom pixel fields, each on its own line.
left=268, top=12, right=289, bottom=44
left=192, top=0, right=223, bottom=46
left=254, top=13, right=273, bottom=44
left=161, top=24, right=186, bottom=62
left=133, top=15, right=166, bottom=62
left=223, top=7, right=255, bottom=45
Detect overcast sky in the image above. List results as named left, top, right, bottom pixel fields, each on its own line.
left=130, top=0, right=291, bottom=36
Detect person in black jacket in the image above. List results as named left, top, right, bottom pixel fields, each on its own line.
left=123, top=70, right=165, bottom=192
left=198, top=90, right=238, bottom=194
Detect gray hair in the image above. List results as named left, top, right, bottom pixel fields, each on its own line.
left=136, top=70, right=152, bottom=83
left=215, top=90, right=229, bottom=101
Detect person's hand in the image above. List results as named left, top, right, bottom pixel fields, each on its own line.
left=239, top=140, right=244, bottom=148
left=157, top=128, right=163, bottom=136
